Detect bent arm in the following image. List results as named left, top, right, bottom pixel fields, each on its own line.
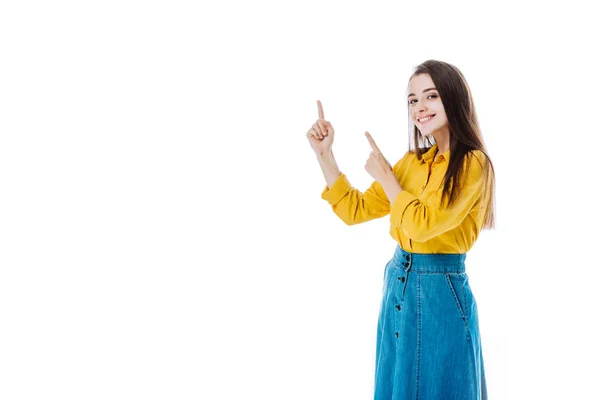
left=320, top=154, right=409, bottom=226
left=321, top=173, right=391, bottom=225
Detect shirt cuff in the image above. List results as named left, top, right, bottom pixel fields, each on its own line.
left=390, top=190, right=419, bottom=228
left=321, top=173, right=352, bottom=206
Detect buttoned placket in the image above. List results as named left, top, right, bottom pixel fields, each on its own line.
left=421, top=161, right=429, bottom=192
left=421, top=153, right=437, bottom=192
left=394, top=253, right=412, bottom=339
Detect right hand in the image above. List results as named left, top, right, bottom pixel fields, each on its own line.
left=306, top=100, right=335, bottom=154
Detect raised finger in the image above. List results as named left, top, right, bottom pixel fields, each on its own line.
left=317, top=100, right=325, bottom=120
left=365, top=131, right=381, bottom=153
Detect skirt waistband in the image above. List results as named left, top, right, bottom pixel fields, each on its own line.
left=391, top=244, right=466, bottom=273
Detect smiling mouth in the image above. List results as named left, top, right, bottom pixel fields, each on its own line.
left=418, top=115, right=435, bottom=124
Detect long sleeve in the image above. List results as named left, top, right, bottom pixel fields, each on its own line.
left=321, top=155, right=409, bottom=226
left=321, top=173, right=391, bottom=225
left=389, top=150, right=489, bottom=242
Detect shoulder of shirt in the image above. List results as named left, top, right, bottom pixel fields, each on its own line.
left=392, top=149, right=414, bottom=173
left=466, top=149, right=487, bottom=167
left=463, top=149, right=490, bottom=180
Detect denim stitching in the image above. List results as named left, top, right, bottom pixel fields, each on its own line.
left=465, top=329, right=478, bottom=395
left=415, top=272, right=421, bottom=400
left=415, top=271, right=464, bottom=275
left=462, top=275, right=468, bottom=320
left=445, top=274, right=466, bottom=321
left=401, top=265, right=411, bottom=301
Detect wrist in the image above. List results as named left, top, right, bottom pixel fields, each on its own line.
left=316, top=148, right=334, bottom=159
left=381, top=172, right=399, bottom=188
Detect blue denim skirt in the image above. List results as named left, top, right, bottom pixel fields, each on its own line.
left=374, top=245, right=488, bottom=400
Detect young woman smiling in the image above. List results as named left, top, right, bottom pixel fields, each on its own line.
left=307, top=60, right=495, bottom=400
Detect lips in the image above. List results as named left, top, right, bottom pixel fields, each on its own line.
left=418, top=114, right=435, bottom=123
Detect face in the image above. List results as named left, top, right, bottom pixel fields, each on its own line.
left=407, top=73, right=449, bottom=137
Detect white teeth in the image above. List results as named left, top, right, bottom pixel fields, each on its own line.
left=419, top=115, right=434, bottom=123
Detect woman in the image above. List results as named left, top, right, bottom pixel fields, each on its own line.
left=306, top=60, right=495, bottom=400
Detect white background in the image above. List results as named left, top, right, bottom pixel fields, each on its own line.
left=1, top=1, right=599, bottom=399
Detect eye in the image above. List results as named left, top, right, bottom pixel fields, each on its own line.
left=408, top=94, right=438, bottom=105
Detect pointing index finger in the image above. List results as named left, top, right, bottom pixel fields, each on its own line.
left=365, top=131, right=381, bottom=153
left=317, top=100, right=324, bottom=120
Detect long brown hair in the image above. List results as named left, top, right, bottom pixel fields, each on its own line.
left=406, top=60, right=496, bottom=230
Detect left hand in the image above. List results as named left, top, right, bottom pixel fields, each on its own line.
left=364, top=131, right=393, bottom=183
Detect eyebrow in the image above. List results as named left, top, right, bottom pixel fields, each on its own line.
left=407, top=87, right=437, bottom=98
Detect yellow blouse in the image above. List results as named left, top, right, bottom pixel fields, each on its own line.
left=321, top=143, right=491, bottom=254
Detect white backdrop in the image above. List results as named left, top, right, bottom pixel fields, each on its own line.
left=1, top=1, right=599, bottom=399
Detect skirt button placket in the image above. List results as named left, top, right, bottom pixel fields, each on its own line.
left=395, top=253, right=412, bottom=339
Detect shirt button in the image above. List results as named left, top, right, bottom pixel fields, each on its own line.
left=396, top=304, right=401, bottom=310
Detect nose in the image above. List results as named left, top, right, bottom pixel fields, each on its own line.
left=415, top=104, right=428, bottom=120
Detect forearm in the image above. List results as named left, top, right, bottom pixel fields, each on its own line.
left=316, top=149, right=342, bottom=189
left=381, top=174, right=403, bottom=206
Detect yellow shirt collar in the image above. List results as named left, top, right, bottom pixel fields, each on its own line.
left=421, top=143, right=450, bottom=163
